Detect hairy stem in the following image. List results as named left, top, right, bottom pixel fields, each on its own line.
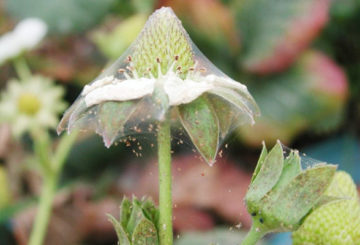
left=157, top=117, right=173, bottom=245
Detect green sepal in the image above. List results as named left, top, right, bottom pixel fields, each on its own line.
left=98, top=101, right=137, bottom=147
left=265, top=164, right=337, bottom=229
left=313, top=195, right=345, bottom=209
left=270, top=150, right=301, bottom=195
left=108, top=214, right=131, bottom=245
left=131, top=217, right=158, bottom=245
left=120, top=197, right=132, bottom=228
left=210, top=87, right=256, bottom=119
left=178, top=96, right=220, bottom=165
left=141, top=198, right=159, bottom=225
left=109, top=196, right=159, bottom=245
left=251, top=142, right=268, bottom=183
left=245, top=141, right=338, bottom=236
left=209, top=96, right=234, bottom=139
left=126, top=198, right=143, bottom=235
left=246, top=141, right=283, bottom=202
left=67, top=102, right=99, bottom=133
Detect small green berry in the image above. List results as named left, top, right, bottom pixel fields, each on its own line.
left=292, top=171, right=360, bottom=245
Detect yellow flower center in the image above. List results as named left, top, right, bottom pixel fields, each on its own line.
left=17, top=93, right=41, bottom=116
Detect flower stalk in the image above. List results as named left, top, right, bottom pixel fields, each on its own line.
left=241, top=223, right=267, bottom=245
left=28, top=130, right=78, bottom=245
left=12, top=57, right=31, bottom=81
left=157, top=115, right=173, bottom=245
left=28, top=171, right=57, bottom=245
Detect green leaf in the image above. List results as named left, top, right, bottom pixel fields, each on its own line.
left=235, top=0, right=329, bottom=74
left=251, top=142, right=268, bottom=183
left=120, top=197, right=132, bottom=228
left=5, top=0, right=115, bottom=34
left=246, top=142, right=284, bottom=202
left=239, top=50, right=347, bottom=145
left=267, top=164, right=337, bottom=228
left=131, top=218, right=158, bottom=245
left=98, top=101, right=137, bottom=147
left=178, top=96, right=220, bottom=165
left=108, top=214, right=131, bottom=245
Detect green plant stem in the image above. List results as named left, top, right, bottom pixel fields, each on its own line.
left=157, top=117, right=173, bottom=245
left=241, top=224, right=267, bottom=245
left=28, top=174, right=57, bottom=245
left=13, top=57, right=31, bottom=81
left=28, top=131, right=78, bottom=245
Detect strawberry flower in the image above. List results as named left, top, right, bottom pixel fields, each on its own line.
left=57, top=7, right=259, bottom=165
left=0, top=18, right=47, bottom=65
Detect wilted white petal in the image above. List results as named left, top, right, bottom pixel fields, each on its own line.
left=84, top=78, right=155, bottom=107
left=164, top=74, right=213, bottom=106
left=206, top=74, right=247, bottom=91
left=82, top=75, right=116, bottom=95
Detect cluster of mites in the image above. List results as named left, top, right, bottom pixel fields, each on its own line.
left=116, top=55, right=207, bottom=79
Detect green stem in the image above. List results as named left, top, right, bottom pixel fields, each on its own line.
left=13, top=57, right=31, bottom=81
left=241, top=224, right=267, bottom=245
left=28, top=131, right=78, bottom=245
left=28, top=175, right=57, bottom=245
left=157, top=117, right=173, bottom=245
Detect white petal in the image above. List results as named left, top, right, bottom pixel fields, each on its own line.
left=0, top=33, right=22, bottom=64
left=0, top=18, right=47, bottom=64
left=164, top=75, right=214, bottom=106
left=82, top=75, right=116, bottom=95
left=13, top=18, right=47, bottom=50
left=84, top=78, right=155, bottom=107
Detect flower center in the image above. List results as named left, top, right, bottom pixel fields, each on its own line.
left=17, top=93, right=41, bottom=116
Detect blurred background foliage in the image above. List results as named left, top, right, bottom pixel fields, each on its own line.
left=0, top=0, right=359, bottom=244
